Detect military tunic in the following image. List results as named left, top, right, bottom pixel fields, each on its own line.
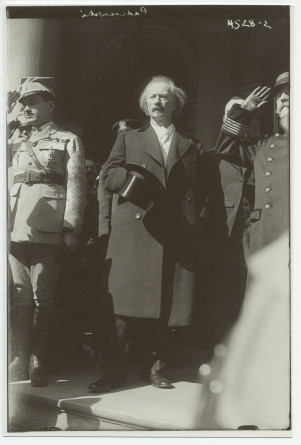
left=9, top=121, right=87, bottom=244
left=215, top=104, right=289, bottom=254
left=8, top=121, right=87, bottom=309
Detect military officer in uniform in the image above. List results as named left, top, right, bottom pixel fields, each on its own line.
left=199, top=74, right=290, bottom=428
left=208, top=96, right=255, bottom=258
left=215, top=72, right=289, bottom=254
left=8, top=77, right=87, bottom=386
left=203, top=97, right=255, bottom=348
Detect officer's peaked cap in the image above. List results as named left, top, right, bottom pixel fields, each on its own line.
left=19, top=77, right=56, bottom=101
left=275, top=72, right=289, bottom=89
left=112, top=119, right=142, bottom=134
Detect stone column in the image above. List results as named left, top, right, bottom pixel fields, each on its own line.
left=6, top=18, right=62, bottom=92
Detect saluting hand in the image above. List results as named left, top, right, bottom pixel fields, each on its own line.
left=7, top=90, right=23, bottom=125
left=7, top=90, right=20, bottom=112
left=241, top=86, right=271, bottom=112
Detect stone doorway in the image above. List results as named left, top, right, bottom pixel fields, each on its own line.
left=57, top=19, right=198, bottom=162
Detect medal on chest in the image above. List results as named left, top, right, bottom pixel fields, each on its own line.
left=47, top=149, right=56, bottom=166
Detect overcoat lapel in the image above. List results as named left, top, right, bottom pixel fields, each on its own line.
left=166, top=132, right=190, bottom=179
left=137, top=125, right=164, bottom=168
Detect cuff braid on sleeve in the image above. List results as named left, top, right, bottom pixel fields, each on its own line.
left=222, top=117, right=248, bottom=137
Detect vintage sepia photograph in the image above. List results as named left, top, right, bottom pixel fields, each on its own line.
left=4, top=2, right=292, bottom=437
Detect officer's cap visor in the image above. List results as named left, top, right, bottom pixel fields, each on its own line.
left=19, top=90, right=55, bottom=103
left=274, top=72, right=289, bottom=94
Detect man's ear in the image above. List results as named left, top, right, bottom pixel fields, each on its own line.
left=48, top=101, right=55, bottom=113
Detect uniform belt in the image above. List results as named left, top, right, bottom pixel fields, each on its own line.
left=14, top=171, right=65, bottom=186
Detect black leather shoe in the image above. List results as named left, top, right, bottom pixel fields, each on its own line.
left=150, top=370, right=172, bottom=389
left=88, top=375, right=125, bottom=393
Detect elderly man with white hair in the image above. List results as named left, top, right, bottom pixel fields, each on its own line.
left=88, top=75, right=209, bottom=393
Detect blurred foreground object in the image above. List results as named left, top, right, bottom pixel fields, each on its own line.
left=198, top=232, right=290, bottom=429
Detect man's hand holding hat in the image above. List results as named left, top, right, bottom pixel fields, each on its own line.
left=118, top=163, right=165, bottom=210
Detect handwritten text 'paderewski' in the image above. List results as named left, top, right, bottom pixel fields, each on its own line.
left=81, top=7, right=148, bottom=18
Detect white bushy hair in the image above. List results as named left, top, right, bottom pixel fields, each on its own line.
left=139, top=75, right=187, bottom=118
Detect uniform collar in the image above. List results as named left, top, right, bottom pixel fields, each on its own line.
left=30, top=121, right=57, bottom=142
left=32, top=120, right=54, bottom=133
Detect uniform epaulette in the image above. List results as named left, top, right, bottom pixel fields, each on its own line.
left=55, top=127, right=77, bottom=136
left=49, top=129, right=72, bottom=143
left=56, top=127, right=73, bottom=134
left=48, top=136, right=71, bottom=143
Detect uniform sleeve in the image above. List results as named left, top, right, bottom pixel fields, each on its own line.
left=63, top=135, right=87, bottom=234
left=102, top=132, right=127, bottom=193
left=215, top=104, right=263, bottom=168
left=97, top=172, right=113, bottom=237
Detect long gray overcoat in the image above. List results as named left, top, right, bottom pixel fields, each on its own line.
left=102, top=124, right=208, bottom=326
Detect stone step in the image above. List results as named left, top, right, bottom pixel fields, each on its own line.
left=8, top=367, right=207, bottom=432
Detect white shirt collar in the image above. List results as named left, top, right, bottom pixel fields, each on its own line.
left=150, top=119, right=175, bottom=138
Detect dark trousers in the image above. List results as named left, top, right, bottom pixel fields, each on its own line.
left=8, top=242, right=61, bottom=370
left=101, top=315, right=169, bottom=383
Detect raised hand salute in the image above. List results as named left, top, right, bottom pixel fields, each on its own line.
left=241, top=86, right=271, bottom=112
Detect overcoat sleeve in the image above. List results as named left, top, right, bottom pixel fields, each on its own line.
left=63, top=135, right=87, bottom=234
left=102, top=132, right=127, bottom=193
left=215, top=104, right=263, bottom=168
